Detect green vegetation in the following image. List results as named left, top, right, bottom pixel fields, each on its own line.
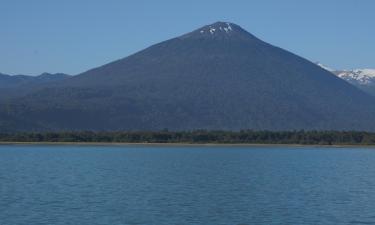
left=1, top=130, right=375, bottom=145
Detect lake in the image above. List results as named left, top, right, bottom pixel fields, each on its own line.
left=1, top=145, right=375, bottom=225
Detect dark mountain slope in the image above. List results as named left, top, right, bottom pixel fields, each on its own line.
left=0, top=72, right=71, bottom=101
left=1, top=22, right=375, bottom=131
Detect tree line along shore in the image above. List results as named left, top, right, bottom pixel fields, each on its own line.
left=0, top=130, right=375, bottom=145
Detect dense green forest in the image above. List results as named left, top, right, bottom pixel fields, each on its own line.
left=1, top=130, right=375, bottom=145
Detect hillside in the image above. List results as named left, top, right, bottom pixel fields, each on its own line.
left=1, top=22, right=375, bottom=131
left=0, top=72, right=71, bottom=101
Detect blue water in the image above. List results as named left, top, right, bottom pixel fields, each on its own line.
left=1, top=145, right=375, bottom=225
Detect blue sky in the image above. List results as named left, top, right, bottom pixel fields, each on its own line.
left=1, top=0, right=374, bottom=75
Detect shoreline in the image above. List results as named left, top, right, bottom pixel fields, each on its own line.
left=1, top=141, right=375, bottom=148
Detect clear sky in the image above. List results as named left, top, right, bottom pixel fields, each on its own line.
left=1, top=0, right=374, bottom=75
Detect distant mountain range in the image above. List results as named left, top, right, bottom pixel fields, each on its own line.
left=316, top=63, right=375, bottom=96
left=0, top=72, right=71, bottom=101
left=0, top=72, right=70, bottom=88
left=1, top=22, right=375, bottom=131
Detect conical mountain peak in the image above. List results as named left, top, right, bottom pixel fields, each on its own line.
left=180, top=21, right=256, bottom=40
left=199, top=21, right=237, bottom=34
left=4, top=21, right=375, bottom=132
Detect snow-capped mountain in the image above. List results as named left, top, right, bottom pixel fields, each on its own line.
left=3, top=22, right=375, bottom=131
left=335, top=69, right=375, bottom=85
left=316, top=62, right=375, bottom=96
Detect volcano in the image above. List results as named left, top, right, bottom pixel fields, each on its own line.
left=1, top=22, right=375, bottom=131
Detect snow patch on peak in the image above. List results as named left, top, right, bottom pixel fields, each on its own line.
left=180, top=21, right=255, bottom=40
left=225, top=22, right=233, bottom=32
left=200, top=22, right=234, bottom=35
